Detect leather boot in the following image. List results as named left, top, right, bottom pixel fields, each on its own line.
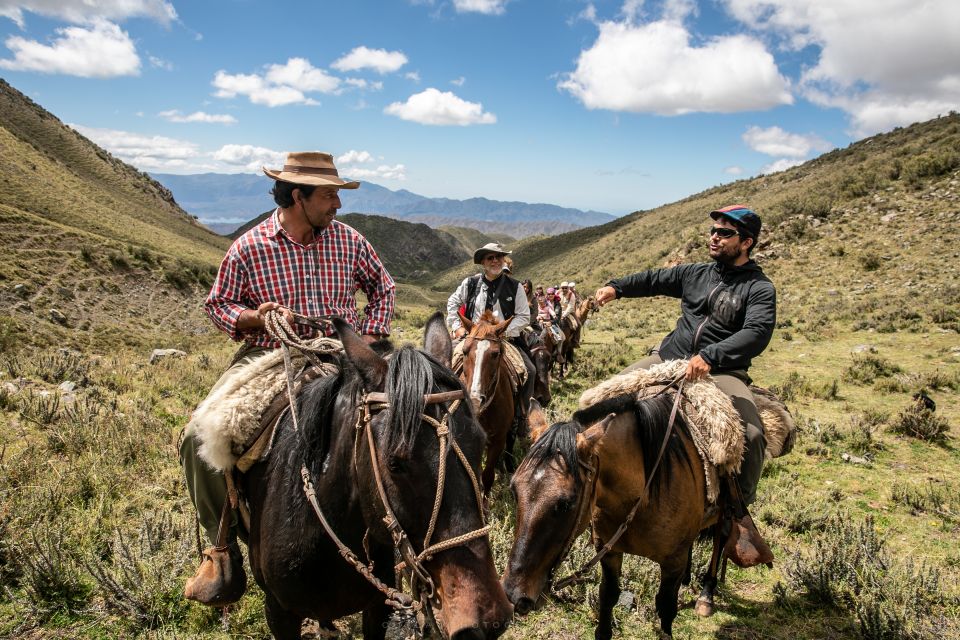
left=184, top=541, right=247, bottom=606
left=723, top=476, right=773, bottom=569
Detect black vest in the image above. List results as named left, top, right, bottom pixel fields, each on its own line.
left=465, top=273, right=519, bottom=322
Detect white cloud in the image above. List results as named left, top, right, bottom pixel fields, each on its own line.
left=213, top=144, right=286, bottom=172
left=0, top=19, right=140, bottom=77
left=344, top=164, right=407, bottom=181
left=344, top=78, right=383, bottom=91
left=724, top=166, right=744, bottom=175
left=212, top=58, right=339, bottom=107
left=336, top=150, right=374, bottom=164
left=451, top=76, right=465, bottom=87
left=742, top=125, right=831, bottom=158
left=404, top=71, right=421, bottom=83
left=760, top=158, right=803, bottom=174
left=453, top=0, right=508, bottom=15
left=725, top=0, right=960, bottom=136
left=384, top=88, right=497, bottom=126
left=68, top=123, right=217, bottom=172
left=148, top=55, right=172, bottom=71
left=558, top=19, right=792, bottom=115
left=0, top=0, right=176, bottom=28
left=331, top=46, right=408, bottom=74
left=158, top=110, right=237, bottom=125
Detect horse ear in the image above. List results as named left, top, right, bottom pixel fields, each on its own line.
left=528, top=398, right=549, bottom=442
left=332, top=317, right=387, bottom=389
left=576, top=413, right=616, bottom=456
left=494, top=315, right=513, bottom=336
left=423, top=311, right=452, bottom=367
left=458, top=311, right=474, bottom=334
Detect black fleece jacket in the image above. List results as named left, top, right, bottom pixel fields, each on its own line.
left=607, top=260, right=776, bottom=373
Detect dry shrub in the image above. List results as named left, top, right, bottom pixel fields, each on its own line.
left=890, top=480, right=960, bottom=522
left=6, top=528, right=91, bottom=623
left=888, top=403, right=950, bottom=444
left=779, top=513, right=949, bottom=640
left=843, top=354, right=902, bottom=385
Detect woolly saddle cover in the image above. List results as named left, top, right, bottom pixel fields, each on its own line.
left=578, top=359, right=795, bottom=503
left=188, top=341, right=340, bottom=472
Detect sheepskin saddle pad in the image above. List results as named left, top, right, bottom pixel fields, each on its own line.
left=452, top=339, right=528, bottom=392
left=578, top=359, right=795, bottom=503
left=189, top=340, right=342, bottom=473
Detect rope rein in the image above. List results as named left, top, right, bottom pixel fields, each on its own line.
left=264, top=310, right=487, bottom=616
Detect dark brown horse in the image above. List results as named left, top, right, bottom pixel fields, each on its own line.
left=458, top=310, right=518, bottom=497
left=555, top=296, right=598, bottom=379
left=503, top=395, right=717, bottom=638
left=244, top=313, right=512, bottom=639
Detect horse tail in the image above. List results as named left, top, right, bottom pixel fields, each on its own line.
left=386, top=346, right=433, bottom=458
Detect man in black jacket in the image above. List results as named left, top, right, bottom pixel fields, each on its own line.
left=595, top=205, right=776, bottom=509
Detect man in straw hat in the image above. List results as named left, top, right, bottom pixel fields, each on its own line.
left=180, top=151, right=395, bottom=605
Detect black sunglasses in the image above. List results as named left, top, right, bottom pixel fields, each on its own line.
left=709, top=226, right=740, bottom=239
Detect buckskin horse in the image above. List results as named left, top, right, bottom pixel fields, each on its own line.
left=503, top=396, right=718, bottom=639
left=243, top=313, right=512, bottom=639
left=457, top=310, right=522, bottom=498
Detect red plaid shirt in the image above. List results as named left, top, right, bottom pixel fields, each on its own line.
left=205, top=210, right=395, bottom=348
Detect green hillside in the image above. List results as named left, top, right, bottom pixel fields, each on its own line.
left=0, top=78, right=230, bottom=354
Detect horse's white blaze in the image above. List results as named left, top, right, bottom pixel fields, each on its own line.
left=470, top=340, right=489, bottom=400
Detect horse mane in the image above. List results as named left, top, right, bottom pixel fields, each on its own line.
left=525, top=421, right=584, bottom=487
left=573, top=393, right=693, bottom=502
left=386, top=345, right=466, bottom=458
left=296, top=362, right=348, bottom=474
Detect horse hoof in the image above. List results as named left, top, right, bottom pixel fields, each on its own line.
left=694, top=596, right=714, bottom=617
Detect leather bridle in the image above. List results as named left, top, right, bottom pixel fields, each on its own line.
left=461, top=334, right=505, bottom=415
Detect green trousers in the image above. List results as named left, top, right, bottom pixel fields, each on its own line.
left=179, top=345, right=270, bottom=545
left=622, top=354, right=766, bottom=506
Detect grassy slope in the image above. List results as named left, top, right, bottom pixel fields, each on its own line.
left=0, top=79, right=230, bottom=354
left=1, top=106, right=959, bottom=638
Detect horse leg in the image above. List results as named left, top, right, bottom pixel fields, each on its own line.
left=263, top=591, right=303, bottom=640
left=655, top=558, right=687, bottom=638
left=595, top=552, right=623, bottom=640
left=503, top=426, right=518, bottom=474
left=695, top=527, right=725, bottom=618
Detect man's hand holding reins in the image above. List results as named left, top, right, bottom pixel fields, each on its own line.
left=237, top=301, right=295, bottom=331
left=685, top=354, right=711, bottom=381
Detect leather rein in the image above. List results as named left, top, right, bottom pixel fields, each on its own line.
left=551, top=375, right=687, bottom=592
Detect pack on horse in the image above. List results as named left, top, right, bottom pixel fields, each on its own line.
left=456, top=310, right=526, bottom=497
left=555, top=296, right=598, bottom=379
left=242, top=313, right=512, bottom=639
left=503, top=373, right=787, bottom=639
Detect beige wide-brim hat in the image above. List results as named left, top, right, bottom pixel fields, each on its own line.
left=473, top=242, right=512, bottom=264
left=262, top=151, right=360, bottom=189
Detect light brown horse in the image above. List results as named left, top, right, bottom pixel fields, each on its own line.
left=502, top=395, right=718, bottom=639
left=458, top=310, right=519, bottom=497
left=555, top=296, right=598, bottom=379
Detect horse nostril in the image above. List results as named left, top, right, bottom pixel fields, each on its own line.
left=514, top=597, right=534, bottom=616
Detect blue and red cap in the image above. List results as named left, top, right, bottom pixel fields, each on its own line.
left=710, top=205, right=761, bottom=239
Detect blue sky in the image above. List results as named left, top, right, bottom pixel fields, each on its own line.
left=1, top=0, right=957, bottom=214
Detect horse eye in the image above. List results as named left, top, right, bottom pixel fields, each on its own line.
left=554, top=498, right=573, bottom=514
left=388, top=457, right=407, bottom=474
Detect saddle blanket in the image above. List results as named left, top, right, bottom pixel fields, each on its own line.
left=188, top=339, right=341, bottom=472
left=578, top=359, right=795, bottom=503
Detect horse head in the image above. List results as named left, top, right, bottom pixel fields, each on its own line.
left=335, top=313, right=513, bottom=638
left=527, top=334, right=553, bottom=407
left=458, top=309, right=511, bottom=414
left=503, top=405, right=615, bottom=615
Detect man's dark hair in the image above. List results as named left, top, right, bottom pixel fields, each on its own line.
left=271, top=180, right=316, bottom=208
left=739, top=228, right=756, bottom=256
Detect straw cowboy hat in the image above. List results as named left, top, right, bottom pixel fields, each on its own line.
left=262, top=151, right=360, bottom=189
left=473, top=242, right=512, bottom=264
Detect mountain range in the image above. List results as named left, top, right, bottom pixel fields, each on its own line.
left=151, top=172, right=615, bottom=238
